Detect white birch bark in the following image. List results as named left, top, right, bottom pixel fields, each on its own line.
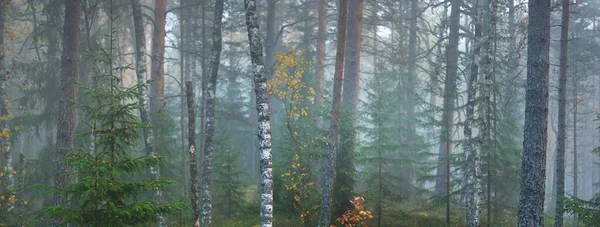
left=244, top=0, right=274, bottom=226
left=200, top=0, right=224, bottom=225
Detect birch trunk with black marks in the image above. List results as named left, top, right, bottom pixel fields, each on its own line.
left=465, top=0, right=482, bottom=224
left=517, top=0, right=550, bottom=225
left=186, top=82, right=200, bottom=227
left=554, top=0, right=569, bottom=226
left=481, top=0, right=496, bottom=223
left=131, top=1, right=165, bottom=225
left=52, top=0, right=81, bottom=225
left=317, top=0, right=348, bottom=226
left=200, top=0, right=224, bottom=225
left=244, top=0, right=274, bottom=225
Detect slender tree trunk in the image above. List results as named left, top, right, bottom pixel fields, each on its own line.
left=465, top=0, right=482, bottom=225
left=52, top=0, right=81, bottom=225
left=434, top=0, right=460, bottom=225
left=315, top=0, right=327, bottom=110
left=244, top=0, right=274, bottom=225
left=481, top=0, right=497, bottom=224
left=0, top=0, right=12, bottom=189
left=517, top=0, right=550, bottom=225
left=151, top=0, right=167, bottom=113
left=404, top=0, right=419, bottom=199
left=573, top=75, right=578, bottom=199
left=318, top=2, right=347, bottom=225
left=265, top=0, right=277, bottom=80
left=186, top=82, right=200, bottom=227
left=179, top=1, right=188, bottom=201
left=573, top=85, right=578, bottom=226
left=17, top=152, right=26, bottom=227
left=200, top=0, right=224, bottom=225
left=199, top=0, right=208, bottom=178
left=334, top=0, right=363, bottom=217
left=131, top=1, right=165, bottom=225
left=554, top=0, right=569, bottom=226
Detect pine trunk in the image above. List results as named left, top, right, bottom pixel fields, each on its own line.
left=434, top=0, right=460, bottom=200
left=52, top=0, right=81, bottom=225
left=517, top=0, right=550, bottom=225
left=244, top=0, right=274, bottom=226
left=317, top=0, right=348, bottom=225
left=151, top=0, right=166, bottom=114
left=200, top=0, right=224, bottom=225
left=335, top=0, right=363, bottom=217
left=554, top=0, right=569, bottom=226
left=315, top=0, right=327, bottom=109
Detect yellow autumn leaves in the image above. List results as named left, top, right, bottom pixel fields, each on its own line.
left=336, top=197, right=374, bottom=227
left=267, top=47, right=315, bottom=120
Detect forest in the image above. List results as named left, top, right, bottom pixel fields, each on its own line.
left=1, top=0, right=600, bottom=226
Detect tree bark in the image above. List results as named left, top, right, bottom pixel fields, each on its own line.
left=244, top=0, right=274, bottom=226
left=434, top=0, right=460, bottom=225
left=465, top=0, right=482, bottom=225
left=151, top=0, right=166, bottom=113
left=554, top=0, right=569, bottom=226
left=199, top=0, right=208, bottom=179
left=334, top=0, right=363, bottom=217
left=186, top=82, right=200, bottom=227
left=200, top=0, right=224, bottom=225
left=315, top=0, right=327, bottom=109
left=317, top=0, right=348, bottom=226
left=131, top=1, right=166, bottom=225
left=517, top=0, right=550, bottom=225
left=52, top=0, right=81, bottom=225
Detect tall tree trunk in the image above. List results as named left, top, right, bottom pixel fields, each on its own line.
left=265, top=0, right=277, bottom=80
left=318, top=1, right=348, bottom=225
left=131, top=1, right=165, bottom=225
left=404, top=0, right=419, bottom=199
left=199, top=0, right=208, bottom=178
left=179, top=1, right=188, bottom=201
left=0, top=0, right=12, bottom=189
left=200, top=0, right=224, bottom=225
left=187, top=82, right=200, bottom=227
left=334, top=0, right=363, bottom=217
left=517, top=0, right=550, bottom=225
left=465, top=0, right=482, bottom=225
left=554, top=0, right=569, bottom=226
left=481, top=0, right=497, bottom=224
left=17, top=152, right=26, bottom=227
left=315, top=0, right=327, bottom=110
left=151, top=0, right=166, bottom=113
left=572, top=80, right=578, bottom=226
left=52, top=0, right=81, bottom=225
left=434, top=0, right=460, bottom=224
left=244, top=0, right=274, bottom=226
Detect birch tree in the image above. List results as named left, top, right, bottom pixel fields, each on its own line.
left=244, top=0, right=274, bottom=225
left=187, top=82, right=200, bottom=227
left=131, top=1, right=165, bottom=225
left=200, top=0, right=224, bottom=225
